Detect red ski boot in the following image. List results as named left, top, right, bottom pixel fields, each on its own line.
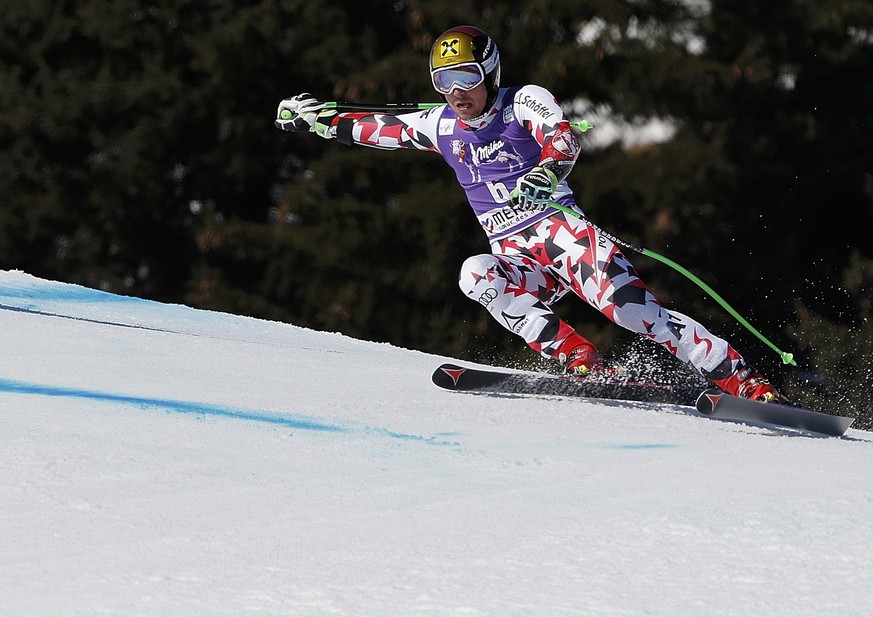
left=556, top=333, right=604, bottom=377
left=713, top=365, right=788, bottom=403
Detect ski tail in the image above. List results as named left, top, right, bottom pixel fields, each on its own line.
left=432, top=363, right=700, bottom=405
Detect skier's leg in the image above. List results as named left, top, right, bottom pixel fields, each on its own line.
left=458, top=252, right=599, bottom=370
left=593, top=255, right=786, bottom=401
left=541, top=212, right=734, bottom=373
left=546, top=213, right=786, bottom=400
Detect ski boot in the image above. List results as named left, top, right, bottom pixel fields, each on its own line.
left=556, top=333, right=605, bottom=377
left=714, top=364, right=788, bottom=403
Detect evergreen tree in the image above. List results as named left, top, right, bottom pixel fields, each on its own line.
left=0, top=1, right=297, bottom=297
left=3, top=0, right=871, bottom=407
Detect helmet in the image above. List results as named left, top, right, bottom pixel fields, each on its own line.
left=429, top=26, right=501, bottom=98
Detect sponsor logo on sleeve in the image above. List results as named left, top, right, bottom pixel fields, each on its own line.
left=439, top=118, right=457, bottom=135
left=514, top=92, right=556, bottom=120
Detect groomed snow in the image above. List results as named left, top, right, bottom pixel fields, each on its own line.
left=1, top=269, right=871, bottom=616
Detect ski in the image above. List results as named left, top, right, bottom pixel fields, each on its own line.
left=432, top=363, right=700, bottom=405
left=695, top=389, right=855, bottom=437
left=433, top=364, right=857, bottom=437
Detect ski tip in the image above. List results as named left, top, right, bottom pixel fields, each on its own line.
left=695, top=388, right=724, bottom=415
left=431, top=364, right=467, bottom=390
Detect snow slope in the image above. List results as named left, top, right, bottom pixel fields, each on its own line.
left=1, top=269, right=871, bottom=617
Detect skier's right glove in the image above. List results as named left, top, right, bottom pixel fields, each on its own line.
left=275, top=93, right=325, bottom=132
left=511, top=166, right=558, bottom=210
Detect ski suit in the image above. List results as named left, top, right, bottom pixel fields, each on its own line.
left=327, top=84, right=742, bottom=380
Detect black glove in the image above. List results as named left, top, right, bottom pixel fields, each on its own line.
left=512, top=166, right=558, bottom=210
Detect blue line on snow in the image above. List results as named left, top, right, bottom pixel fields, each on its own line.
left=0, top=377, right=344, bottom=433
left=0, top=283, right=139, bottom=304
left=0, top=377, right=460, bottom=445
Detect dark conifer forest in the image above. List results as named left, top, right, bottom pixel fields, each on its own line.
left=2, top=1, right=872, bottom=424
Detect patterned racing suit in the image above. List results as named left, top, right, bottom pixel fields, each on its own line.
left=325, top=85, right=743, bottom=381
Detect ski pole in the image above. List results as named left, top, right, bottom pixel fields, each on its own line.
left=325, top=101, right=443, bottom=112
left=278, top=102, right=595, bottom=132
left=277, top=100, right=786, bottom=363
left=546, top=200, right=797, bottom=366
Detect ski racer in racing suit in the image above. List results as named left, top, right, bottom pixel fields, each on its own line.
left=276, top=25, right=786, bottom=403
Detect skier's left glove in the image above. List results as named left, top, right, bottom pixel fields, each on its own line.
left=276, top=93, right=331, bottom=136
left=511, top=166, right=558, bottom=210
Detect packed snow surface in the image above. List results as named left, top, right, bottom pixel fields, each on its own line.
left=1, top=270, right=871, bottom=616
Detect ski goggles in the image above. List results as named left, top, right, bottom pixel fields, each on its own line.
left=431, top=63, right=486, bottom=94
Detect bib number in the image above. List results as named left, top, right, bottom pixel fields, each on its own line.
left=486, top=180, right=513, bottom=203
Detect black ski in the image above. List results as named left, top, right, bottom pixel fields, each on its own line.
left=695, top=389, right=855, bottom=436
left=432, top=363, right=700, bottom=405
left=432, top=363, right=857, bottom=437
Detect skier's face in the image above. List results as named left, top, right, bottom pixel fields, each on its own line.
left=445, top=83, right=488, bottom=120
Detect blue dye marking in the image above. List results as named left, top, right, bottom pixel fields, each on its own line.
left=0, top=283, right=141, bottom=304
left=0, top=377, right=460, bottom=445
left=363, top=427, right=460, bottom=446
left=0, top=280, right=461, bottom=444
left=0, top=282, right=171, bottom=332
left=0, top=377, right=343, bottom=433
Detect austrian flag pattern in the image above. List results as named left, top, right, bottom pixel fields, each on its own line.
left=458, top=212, right=731, bottom=373
left=338, top=112, right=437, bottom=152
left=327, top=81, right=741, bottom=381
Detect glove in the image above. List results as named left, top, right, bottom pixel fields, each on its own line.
left=275, top=93, right=325, bottom=132
left=511, top=166, right=558, bottom=210
left=313, top=109, right=338, bottom=140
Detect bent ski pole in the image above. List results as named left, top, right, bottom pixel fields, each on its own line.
left=279, top=102, right=594, bottom=132
left=547, top=201, right=797, bottom=366
left=279, top=100, right=784, bottom=360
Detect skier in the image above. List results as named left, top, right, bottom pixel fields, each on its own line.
left=276, top=25, right=786, bottom=403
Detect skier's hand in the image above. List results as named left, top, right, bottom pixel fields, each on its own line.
left=313, top=109, right=338, bottom=140
left=512, top=166, right=558, bottom=210
left=275, top=93, right=326, bottom=132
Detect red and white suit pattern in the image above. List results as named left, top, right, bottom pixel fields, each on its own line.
left=325, top=85, right=744, bottom=380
